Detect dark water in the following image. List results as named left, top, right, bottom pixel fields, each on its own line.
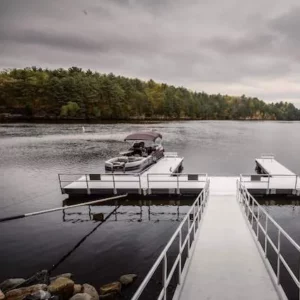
left=1, top=121, right=300, bottom=298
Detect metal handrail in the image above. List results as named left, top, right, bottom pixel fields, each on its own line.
left=237, top=181, right=300, bottom=298
left=131, top=179, right=210, bottom=300
left=240, top=173, right=299, bottom=193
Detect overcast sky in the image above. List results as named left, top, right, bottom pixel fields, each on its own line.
left=1, top=0, right=300, bottom=107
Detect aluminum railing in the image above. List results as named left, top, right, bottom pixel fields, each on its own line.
left=131, top=179, right=210, bottom=300
left=237, top=180, right=300, bottom=300
left=147, top=173, right=208, bottom=195
left=58, top=173, right=142, bottom=195
left=240, top=173, right=300, bottom=194
left=58, top=173, right=208, bottom=195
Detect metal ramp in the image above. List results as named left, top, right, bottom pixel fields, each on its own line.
left=175, top=177, right=280, bottom=300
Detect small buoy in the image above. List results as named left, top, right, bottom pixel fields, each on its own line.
left=82, top=126, right=85, bottom=133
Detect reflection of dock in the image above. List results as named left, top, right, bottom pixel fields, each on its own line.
left=59, top=153, right=207, bottom=196
left=62, top=199, right=193, bottom=223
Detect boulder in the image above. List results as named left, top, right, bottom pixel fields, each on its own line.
left=99, top=282, right=121, bottom=296
left=47, top=277, right=74, bottom=300
left=69, top=293, right=92, bottom=300
left=49, top=274, right=72, bottom=283
left=73, top=285, right=82, bottom=295
left=0, top=279, right=25, bottom=293
left=31, top=290, right=51, bottom=300
left=119, top=274, right=137, bottom=286
left=17, top=271, right=49, bottom=289
left=0, top=289, right=4, bottom=300
left=99, top=293, right=117, bottom=300
left=82, top=285, right=98, bottom=300
left=5, top=284, right=47, bottom=300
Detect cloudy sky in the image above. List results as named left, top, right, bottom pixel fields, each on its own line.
left=1, top=0, right=300, bottom=107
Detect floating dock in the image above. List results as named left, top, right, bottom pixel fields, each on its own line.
left=242, top=154, right=300, bottom=195
left=59, top=154, right=300, bottom=197
left=59, top=153, right=207, bottom=196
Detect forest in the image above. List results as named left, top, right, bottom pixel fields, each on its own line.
left=0, top=67, right=299, bottom=121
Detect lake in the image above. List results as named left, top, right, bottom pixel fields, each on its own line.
left=1, top=121, right=300, bottom=299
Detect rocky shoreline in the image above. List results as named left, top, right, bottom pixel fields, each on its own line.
left=0, top=271, right=137, bottom=300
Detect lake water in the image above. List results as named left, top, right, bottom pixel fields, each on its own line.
left=1, top=121, right=300, bottom=299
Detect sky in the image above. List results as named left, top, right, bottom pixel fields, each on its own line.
left=1, top=0, right=300, bottom=107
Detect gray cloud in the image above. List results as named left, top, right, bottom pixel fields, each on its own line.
left=1, top=0, right=300, bottom=107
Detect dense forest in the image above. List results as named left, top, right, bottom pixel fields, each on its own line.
left=0, top=67, right=299, bottom=121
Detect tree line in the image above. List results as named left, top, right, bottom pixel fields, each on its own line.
left=0, top=67, right=299, bottom=120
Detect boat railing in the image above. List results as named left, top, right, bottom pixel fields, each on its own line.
left=131, top=178, right=210, bottom=300
left=164, top=152, right=179, bottom=158
left=147, top=173, right=208, bottom=195
left=240, top=173, right=300, bottom=194
left=237, top=180, right=300, bottom=299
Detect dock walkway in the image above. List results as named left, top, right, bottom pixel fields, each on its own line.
left=177, top=177, right=279, bottom=300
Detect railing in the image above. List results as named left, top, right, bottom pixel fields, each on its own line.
left=260, top=153, right=275, bottom=160
left=131, top=179, right=210, bottom=300
left=240, top=173, right=299, bottom=195
left=237, top=181, right=300, bottom=300
left=58, top=173, right=142, bottom=195
left=164, top=152, right=179, bottom=158
left=147, top=173, right=208, bottom=195
left=58, top=173, right=207, bottom=195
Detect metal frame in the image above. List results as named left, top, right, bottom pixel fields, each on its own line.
left=237, top=180, right=300, bottom=300
left=240, top=174, right=300, bottom=195
left=131, top=179, right=210, bottom=300
left=58, top=173, right=208, bottom=195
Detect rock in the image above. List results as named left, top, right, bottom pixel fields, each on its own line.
left=49, top=274, right=72, bottom=283
left=82, top=285, right=98, bottom=300
left=0, top=289, right=5, bottom=300
left=69, top=293, right=91, bottom=300
left=31, top=290, right=51, bottom=300
left=99, top=293, right=117, bottom=300
left=11, top=271, right=50, bottom=291
left=99, top=282, right=121, bottom=296
left=0, top=279, right=25, bottom=293
left=47, top=277, right=74, bottom=300
left=73, top=285, right=82, bottom=295
left=5, top=284, right=47, bottom=300
left=119, top=274, right=137, bottom=286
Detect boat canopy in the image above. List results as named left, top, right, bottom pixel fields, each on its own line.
left=124, top=131, right=162, bottom=141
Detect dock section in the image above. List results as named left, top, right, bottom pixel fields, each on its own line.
left=176, top=177, right=280, bottom=300
left=59, top=153, right=207, bottom=196
left=242, top=155, right=300, bottom=195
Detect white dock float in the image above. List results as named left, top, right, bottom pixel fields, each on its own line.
left=60, top=154, right=207, bottom=196
left=242, top=155, right=300, bottom=195
left=176, top=177, right=280, bottom=300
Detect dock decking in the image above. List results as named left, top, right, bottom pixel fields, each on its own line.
left=60, top=154, right=207, bottom=196
left=175, top=177, right=280, bottom=300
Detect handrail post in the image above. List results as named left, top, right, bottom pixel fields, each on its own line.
left=267, top=175, right=270, bottom=194
left=162, top=254, right=167, bottom=300
left=193, top=205, right=196, bottom=236
left=85, top=174, right=90, bottom=195
left=187, top=217, right=190, bottom=256
left=138, top=175, right=142, bottom=194
left=58, top=174, right=63, bottom=192
left=177, top=175, right=180, bottom=195
left=277, top=230, right=281, bottom=284
left=265, top=215, right=268, bottom=256
left=251, top=199, right=254, bottom=225
left=256, top=206, right=260, bottom=238
left=112, top=174, right=116, bottom=195
left=178, top=229, right=182, bottom=285
left=147, top=174, right=150, bottom=195
left=295, top=175, right=298, bottom=191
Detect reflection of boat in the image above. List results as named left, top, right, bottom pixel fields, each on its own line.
left=105, top=131, right=164, bottom=173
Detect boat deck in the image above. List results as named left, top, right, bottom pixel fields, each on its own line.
left=256, top=156, right=295, bottom=175
left=176, top=177, right=280, bottom=300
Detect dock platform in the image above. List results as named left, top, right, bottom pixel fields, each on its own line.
left=242, top=155, right=300, bottom=195
left=175, top=177, right=280, bottom=300
left=59, top=153, right=207, bottom=196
